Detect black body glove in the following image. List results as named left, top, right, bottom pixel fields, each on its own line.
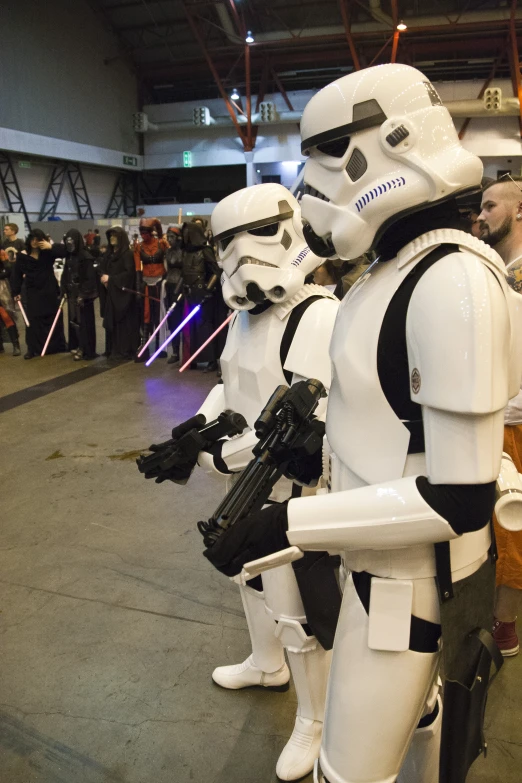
left=203, top=503, right=290, bottom=577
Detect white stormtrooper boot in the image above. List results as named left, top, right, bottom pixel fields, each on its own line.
left=276, top=642, right=331, bottom=781
left=212, top=583, right=289, bottom=690
left=258, top=563, right=331, bottom=781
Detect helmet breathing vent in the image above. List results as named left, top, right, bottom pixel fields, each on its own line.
left=346, top=148, right=368, bottom=181
left=281, top=230, right=292, bottom=250
left=385, top=125, right=410, bottom=148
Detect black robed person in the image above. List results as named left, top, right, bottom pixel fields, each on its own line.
left=10, top=229, right=67, bottom=359
left=180, top=221, right=224, bottom=369
left=61, top=229, right=98, bottom=360
left=98, top=227, right=139, bottom=360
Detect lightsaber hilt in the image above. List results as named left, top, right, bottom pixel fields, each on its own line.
left=121, top=286, right=162, bottom=304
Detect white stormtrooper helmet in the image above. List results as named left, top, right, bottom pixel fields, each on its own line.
left=211, top=183, right=322, bottom=310
left=300, top=63, right=483, bottom=260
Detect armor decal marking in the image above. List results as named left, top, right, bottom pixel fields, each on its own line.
left=411, top=368, right=421, bottom=394
left=355, top=177, right=406, bottom=212
left=291, top=247, right=311, bottom=267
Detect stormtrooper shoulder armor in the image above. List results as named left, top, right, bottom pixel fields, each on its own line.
left=406, top=249, right=511, bottom=415
left=284, top=293, right=339, bottom=388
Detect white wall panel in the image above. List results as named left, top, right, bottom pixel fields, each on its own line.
left=0, top=126, right=143, bottom=170
left=0, top=0, right=139, bottom=154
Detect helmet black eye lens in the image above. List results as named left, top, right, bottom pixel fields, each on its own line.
left=220, top=235, right=235, bottom=252
left=248, top=222, right=279, bottom=237
left=316, top=136, right=351, bottom=158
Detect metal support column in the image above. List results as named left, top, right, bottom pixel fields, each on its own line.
left=38, top=161, right=68, bottom=220
left=245, top=43, right=253, bottom=151
left=67, top=162, right=94, bottom=220
left=390, top=30, right=400, bottom=63
left=105, top=173, right=138, bottom=218
left=0, top=151, right=31, bottom=230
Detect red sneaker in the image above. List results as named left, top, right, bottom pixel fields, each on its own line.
left=492, top=618, right=519, bottom=657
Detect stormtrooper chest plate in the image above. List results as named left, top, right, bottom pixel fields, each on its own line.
left=327, top=257, right=418, bottom=487
left=220, top=308, right=288, bottom=428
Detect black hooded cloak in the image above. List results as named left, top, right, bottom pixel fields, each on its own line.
left=98, top=227, right=139, bottom=359
left=60, top=229, right=98, bottom=358
left=10, top=229, right=67, bottom=356
left=180, top=222, right=225, bottom=366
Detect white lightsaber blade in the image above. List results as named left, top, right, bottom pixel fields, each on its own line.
left=179, top=312, right=234, bottom=373
left=145, top=304, right=201, bottom=367
left=137, top=293, right=182, bottom=358
left=16, top=299, right=30, bottom=327
left=41, top=296, right=66, bottom=357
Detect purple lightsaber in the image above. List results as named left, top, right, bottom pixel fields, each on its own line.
left=145, top=304, right=201, bottom=367
left=137, top=293, right=183, bottom=358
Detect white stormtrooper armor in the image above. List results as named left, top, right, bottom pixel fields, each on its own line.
left=272, top=64, right=522, bottom=783
left=198, top=183, right=340, bottom=780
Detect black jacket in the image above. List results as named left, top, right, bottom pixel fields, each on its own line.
left=60, top=229, right=98, bottom=300
left=10, top=246, right=64, bottom=317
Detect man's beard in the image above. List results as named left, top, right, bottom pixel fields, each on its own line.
left=480, top=215, right=512, bottom=247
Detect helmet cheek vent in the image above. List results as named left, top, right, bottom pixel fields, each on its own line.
left=346, top=148, right=367, bottom=182
left=281, top=230, right=292, bottom=250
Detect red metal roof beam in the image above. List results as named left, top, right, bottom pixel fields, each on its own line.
left=338, top=0, right=361, bottom=70
left=183, top=4, right=247, bottom=147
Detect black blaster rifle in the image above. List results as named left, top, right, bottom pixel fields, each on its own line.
left=137, top=410, right=247, bottom=484
left=197, top=379, right=326, bottom=548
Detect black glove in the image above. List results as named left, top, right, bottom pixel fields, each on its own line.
left=203, top=503, right=290, bottom=577
left=141, top=442, right=198, bottom=484
left=284, top=419, right=325, bottom=486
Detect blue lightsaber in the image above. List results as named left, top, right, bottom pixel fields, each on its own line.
left=145, top=304, right=201, bottom=367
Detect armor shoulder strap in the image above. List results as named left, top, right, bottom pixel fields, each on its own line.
left=377, top=243, right=460, bottom=454
left=280, top=295, right=324, bottom=384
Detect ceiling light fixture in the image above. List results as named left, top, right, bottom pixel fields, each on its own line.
left=397, top=20, right=407, bottom=31
left=231, top=88, right=240, bottom=100
left=245, top=30, right=254, bottom=43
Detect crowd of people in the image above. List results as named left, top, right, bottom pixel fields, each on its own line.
left=0, top=204, right=494, bottom=367
left=0, top=217, right=232, bottom=367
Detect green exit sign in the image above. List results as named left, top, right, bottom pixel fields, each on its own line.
left=183, top=151, right=192, bottom=168
left=18, top=160, right=32, bottom=169
left=123, top=155, right=138, bottom=167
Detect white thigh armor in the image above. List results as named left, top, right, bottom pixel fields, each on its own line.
left=285, top=229, right=521, bottom=783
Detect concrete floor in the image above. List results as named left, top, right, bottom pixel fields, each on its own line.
left=1, top=323, right=521, bottom=783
